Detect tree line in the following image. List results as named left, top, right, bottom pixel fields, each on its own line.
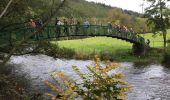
left=0, top=0, right=150, bottom=34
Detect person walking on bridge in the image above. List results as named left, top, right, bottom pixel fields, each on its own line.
left=63, top=19, right=69, bottom=36
left=75, top=20, right=80, bottom=35
left=28, top=19, right=37, bottom=39
left=55, top=18, right=61, bottom=38
left=28, top=19, right=36, bottom=29
left=69, top=17, right=74, bottom=33
left=107, top=22, right=112, bottom=34
left=83, top=20, right=90, bottom=35
left=35, top=18, right=43, bottom=39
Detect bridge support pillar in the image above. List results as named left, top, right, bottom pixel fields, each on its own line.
left=132, top=43, right=146, bottom=55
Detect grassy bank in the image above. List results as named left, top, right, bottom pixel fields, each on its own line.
left=142, top=29, right=170, bottom=48
left=51, top=30, right=170, bottom=62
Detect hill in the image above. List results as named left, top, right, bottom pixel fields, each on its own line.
left=58, top=0, right=142, bottom=18
left=0, top=0, right=149, bottom=33
left=56, top=0, right=149, bottom=33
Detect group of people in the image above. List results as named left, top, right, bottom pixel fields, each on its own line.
left=26, top=18, right=43, bottom=40
left=108, top=23, right=150, bottom=45
left=26, top=17, right=91, bottom=38
left=27, top=18, right=43, bottom=29
left=25, top=18, right=150, bottom=45
left=108, top=23, right=135, bottom=34
left=55, top=18, right=90, bottom=37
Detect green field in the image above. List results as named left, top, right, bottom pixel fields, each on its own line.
left=52, top=37, right=132, bottom=54
left=51, top=29, right=170, bottom=62
left=142, top=29, right=170, bottom=47
left=52, top=30, right=170, bottom=52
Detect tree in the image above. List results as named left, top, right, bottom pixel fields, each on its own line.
left=0, top=0, right=58, bottom=32
left=1, top=0, right=67, bottom=65
left=0, top=0, right=13, bottom=19
left=145, top=0, right=170, bottom=53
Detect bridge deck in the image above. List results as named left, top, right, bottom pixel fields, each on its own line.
left=0, top=25, right=146, bottom=47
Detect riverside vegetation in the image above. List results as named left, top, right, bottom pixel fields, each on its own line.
left=45, top=56, right=131, bottom=100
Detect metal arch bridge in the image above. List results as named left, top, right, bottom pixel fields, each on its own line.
left=0, top=25, right=146, bottom=47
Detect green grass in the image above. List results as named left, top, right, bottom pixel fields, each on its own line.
left=142, top=29, right=170, bottom=48
left=52, top=37, right=132, bottom=54
left=51, top=29, right=170, bottom=62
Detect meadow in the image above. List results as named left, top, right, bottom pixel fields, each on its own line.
left=51, top=29, right=170, bottom=62
left=142, top=29, right=170, bottom=47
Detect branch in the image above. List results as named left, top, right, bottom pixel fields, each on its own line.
left=2, top=0, right=67, bottom=65
left=0, top=0, right=13, bottom=19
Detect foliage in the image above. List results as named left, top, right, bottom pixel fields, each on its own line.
left=107, top=8, right=150, bottom=33
left=0, top=0, right=150, bottom=33
left=0, top=0, right=62, bottom=32
left=45, top=56, right=131, bottom=100
left=62, top=1, right=150, bottom=33
left=145, top=0, right=170, bottom=32
left=144, top=0, right=170, bottom=52
left=59, top=0, right=111, bottom=18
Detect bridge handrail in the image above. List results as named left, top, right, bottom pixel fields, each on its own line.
left=0, top=25, right=146, bottom=47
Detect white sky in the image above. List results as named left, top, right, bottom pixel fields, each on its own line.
left=85, top=0, right=149, bottom=13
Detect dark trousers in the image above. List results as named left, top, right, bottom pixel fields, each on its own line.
left=56, top=27, right=61, bottom=37
left=64, top=27, right=69, bottom=36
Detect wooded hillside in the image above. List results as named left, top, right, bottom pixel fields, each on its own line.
left=0, top=0, right=149, bottom=33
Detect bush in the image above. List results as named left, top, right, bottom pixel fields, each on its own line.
left=45, top=56, right=131, bottom=100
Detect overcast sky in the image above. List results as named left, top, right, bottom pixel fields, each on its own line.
left=85, top=0, right=148, bottom=13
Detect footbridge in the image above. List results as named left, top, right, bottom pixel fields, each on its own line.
left=0, top=25, right=148, bottom=55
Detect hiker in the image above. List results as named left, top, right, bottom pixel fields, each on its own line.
left=107, top=22, right=112, bottom=34
left=28, top=19, right=36, bottom=29
left=121, top=25, right=128, bottom=33
left=129, top=28, right=134, bottom=33
left=83, top=20, right=90, bottom=28
left=83, top=20, right=90, bottom=35
left=35, top=18, right=43, bottom=38
left=36, top=18, right=43, bottom=28
left=28, top=19, right=37, bottom=39
left=55, top=18, right=61, bottom=37
left=75, top=20, right=81, bottom=35
left=69, top=17, right=74, bottom=33
left=63, top=19, right=69, bottom=36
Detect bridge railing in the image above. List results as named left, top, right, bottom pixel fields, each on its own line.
left=0, top=25, right=146, bottom=47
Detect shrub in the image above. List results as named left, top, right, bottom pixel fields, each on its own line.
left=45, top=56, right=131, bottom=100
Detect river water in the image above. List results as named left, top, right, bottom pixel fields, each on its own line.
left=8, top=54, right=170, bottom=100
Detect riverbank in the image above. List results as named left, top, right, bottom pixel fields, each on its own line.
left=48, top=31, right=170, bottom=63
left=49, top=39, right=164, bottom=63
left=1, top=32, right=169, bottom=63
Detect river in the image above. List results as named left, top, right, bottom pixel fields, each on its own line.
left=7, top=54, right=170, bottom=100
